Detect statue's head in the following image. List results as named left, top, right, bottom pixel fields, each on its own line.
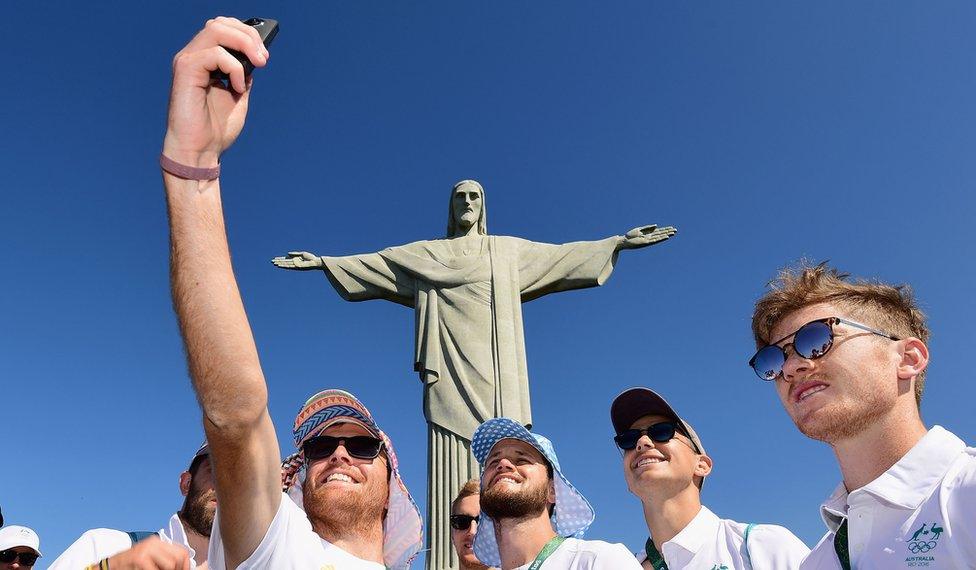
left=447, top=180, right=488, bottom=238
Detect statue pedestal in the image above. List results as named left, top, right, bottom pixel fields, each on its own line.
left=426, top=425, right=480, bottom=570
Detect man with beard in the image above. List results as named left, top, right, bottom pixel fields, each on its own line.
left=49, top=445, right=214, bottom=569
left=470, top=418, right=641, bottom=569
left=451, top=480, right=496, bottom=570
left=750, top=262, right=976, bottom=568
left=611, top=387, right=808, bottom=569
left=206, top=390, right=422, bottom=569
left=161, top=18, right=423, bottom=569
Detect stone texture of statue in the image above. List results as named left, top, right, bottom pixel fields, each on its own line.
left=272, top=180, right=676, bottom=569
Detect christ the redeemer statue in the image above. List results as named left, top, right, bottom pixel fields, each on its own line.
left=272, top=179, right=676, bottom=569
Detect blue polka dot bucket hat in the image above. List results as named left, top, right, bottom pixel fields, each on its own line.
left=470, top=417, right=595, bottom=567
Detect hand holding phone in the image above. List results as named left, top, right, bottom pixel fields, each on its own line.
left=211, top=18, right=279, bottom=82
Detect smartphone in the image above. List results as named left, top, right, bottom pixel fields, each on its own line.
left=211, top=18, right=279, bottom=82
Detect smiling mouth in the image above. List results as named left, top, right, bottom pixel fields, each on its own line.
left=794, top=383, right=828, bottom=404
left=633, top=456, right=667, bottom=469
left=325, top=473, right=354, bottom=484
left=491, top=475, right=521, bottom=488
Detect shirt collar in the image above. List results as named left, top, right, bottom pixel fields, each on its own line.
left=665, top=505, right=719, bottom=556
left=819, top=426, right=964, bottom=532
left=162, top=512, right=196, bottom=558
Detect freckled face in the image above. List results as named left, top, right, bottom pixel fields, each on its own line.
left=769, top=302, right=901, bottom=442
left=302, top=423, right=389, bottom=523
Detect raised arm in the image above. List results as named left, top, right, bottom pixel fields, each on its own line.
left=163, top=17, right=280, bottom=568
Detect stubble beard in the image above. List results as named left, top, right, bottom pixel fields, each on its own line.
left=459, top=555, right=491, bottom=570
left=303, top=476, right=389, bottom=539
left=480, top=478, right=550, bottom=521
left=792, top=381, right=890, bottom=443
left=180, top=483, right=216, bottom=537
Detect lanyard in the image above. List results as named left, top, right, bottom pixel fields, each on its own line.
left=833, top=519, right=851, bottom=570
left=528, top=536, right=566, bottom=570
left=644, top=538, right=668, bottom=570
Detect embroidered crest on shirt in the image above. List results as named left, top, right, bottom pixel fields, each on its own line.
left=905, top=521, right=943, bottom=566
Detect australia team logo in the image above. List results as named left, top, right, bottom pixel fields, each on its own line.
left=907, top=521, right=944, bottom=554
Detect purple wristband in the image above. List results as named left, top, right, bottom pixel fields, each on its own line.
left=159, top=154, right=220, bottom=180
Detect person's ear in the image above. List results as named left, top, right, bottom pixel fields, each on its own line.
left=896, top=338, right=928, bottom=381
left=179, top=471, right=192, bottom=497
left=695, top=453, right=713, bottom=479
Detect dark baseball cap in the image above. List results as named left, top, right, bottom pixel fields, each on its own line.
left=610, top=387, right=705, bottom=455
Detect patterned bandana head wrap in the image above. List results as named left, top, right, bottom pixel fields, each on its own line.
left=280, top=389, right=423, bottom=569
left=470, top=417, right=596, bottom=567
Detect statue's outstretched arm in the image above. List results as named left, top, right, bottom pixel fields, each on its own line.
left=271, top=250, right=325, bottom=270
left=617, top=224, right=677, bottom=250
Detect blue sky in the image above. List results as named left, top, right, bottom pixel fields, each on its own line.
left=2, top=2, right=975, bottom=567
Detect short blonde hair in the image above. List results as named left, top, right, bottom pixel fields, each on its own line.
left=752, top=261, right=929, bottom=407
left=451, top=479, right=481, bottom=514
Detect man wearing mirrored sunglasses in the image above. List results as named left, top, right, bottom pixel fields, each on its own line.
left=163, top=20, right=423, bottom=570
left=451, top=479, right=495, bottom=570
left=611, top=388, right=809, bottom=569
left=0, top=526, right=42, bottom=570
left=751, top=262, right=976, bottom=568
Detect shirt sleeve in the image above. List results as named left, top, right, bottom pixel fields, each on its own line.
left=47, top=529, right=133, bottom=570
left=208, top=492, right=313, bottom=570
left=746, top=524, right=811, bottom=570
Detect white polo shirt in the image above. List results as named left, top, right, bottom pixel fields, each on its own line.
left=636, top=506, right=809, bottom=569
left=48, top=513, right=199, bottom=569
left=800, top=426, right=976, bottom=569
left=511, top=538, right=642, bottom=569
left=208, top=492, right=385, bottom=570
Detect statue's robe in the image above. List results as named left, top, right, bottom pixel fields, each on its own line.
left=320, top=234, right=619, bottom=569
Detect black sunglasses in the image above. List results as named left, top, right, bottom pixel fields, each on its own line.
left=749, top=317, right=900, bottom=381
left=614, top=421, right=696, bottom=452
left=0, top=550, right=39, bottom=566
left=303, top=435, right=384, bottom=462
left=450, top=514, right=478, bottom=530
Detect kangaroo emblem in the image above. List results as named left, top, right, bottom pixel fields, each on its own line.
left=929, top=523, right=944, bottom=540
left=910, top=523, right=928, bottom=542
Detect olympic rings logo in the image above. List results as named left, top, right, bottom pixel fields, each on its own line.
left=908, top=541, right=938, bottom=553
